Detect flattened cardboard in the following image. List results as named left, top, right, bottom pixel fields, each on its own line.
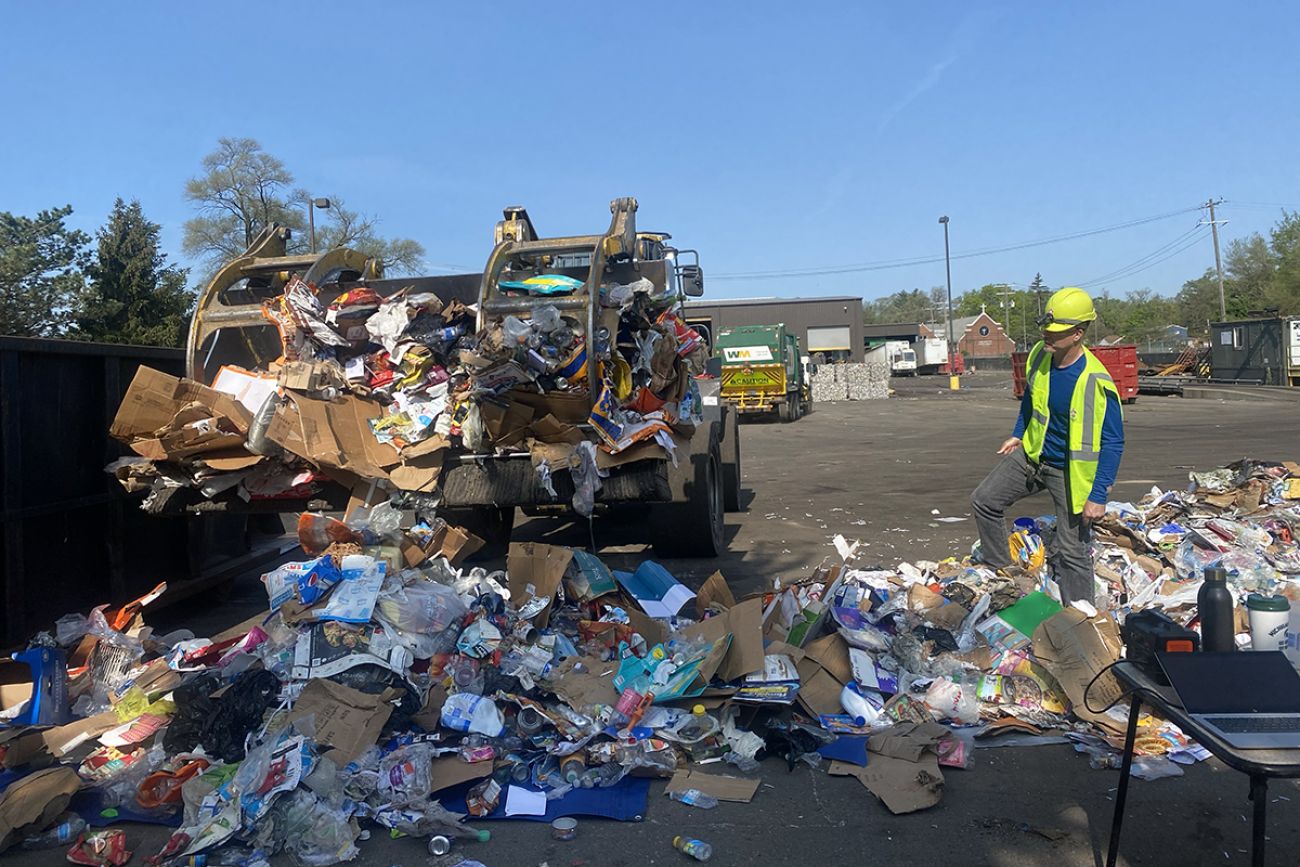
left=595, top=438, right=672, bottom=470
left=529, top=414, right=584, bottom=445
left=0, top=727, right=51, bottom=770
left=199, top=450, right=267, bottom=472
left=548, top=655, right=618, bottom=710
left=666, top=769, right=759, bottom=803
left=480, top=398, right=535, bottom=447
left=0, top=765, right=81, bottom=852
left=801, top=633, right=853, bottom=685
left=412, top=684, right=448, bottom=731
left=507, top=543, right=573, bottom=629
left=678, top=596, right=765, bottom=682
left=868, top=722, right=951, bottom=763
left=794, top=665, right=846, bottom=717
left=1031, top=609, right=1124, bottom=733
left=292, top=393, right=400, bottom=480
left=285, top=679, right=398, bottom=764
left=833, top=752, right=945, bottom=815
left=507, top=389, right=590, bottom=425
left=429, top=756, right=493, bottom=793
left=388, top=456, right=443, bottom=493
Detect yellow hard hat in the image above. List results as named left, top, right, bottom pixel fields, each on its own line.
left=1037, top=286, right=1096, bottom=332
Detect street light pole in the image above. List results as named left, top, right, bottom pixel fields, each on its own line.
left=308, top=197, right=331, bottom=254
left=939, top=216, right=958, bottom=389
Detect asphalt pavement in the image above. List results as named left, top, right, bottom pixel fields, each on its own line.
left=56, top=370, right=1300, bottom=867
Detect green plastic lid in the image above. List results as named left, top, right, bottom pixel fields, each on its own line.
left=1246, top=593, right=1291, bottom=612
left=476, top=829, right=492, bottom=842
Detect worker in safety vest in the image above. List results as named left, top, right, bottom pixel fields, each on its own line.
left=970, top=286, right=1124, bottom=605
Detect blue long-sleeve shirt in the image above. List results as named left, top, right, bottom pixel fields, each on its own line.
left=1013, top=353, right=1124, bottom=505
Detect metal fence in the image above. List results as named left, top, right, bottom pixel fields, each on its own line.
left=0, top=337, right=253, bottom=646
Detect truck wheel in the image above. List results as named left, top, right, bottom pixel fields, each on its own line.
left=778, top=400, right=793, bottom=423
left=792, top=393, right=803, bottom=420
left=652, top=438, right=724, bottom=558
left=439, top=506, right=515, bottom=561
left=722, top=407, right=742, bottom=513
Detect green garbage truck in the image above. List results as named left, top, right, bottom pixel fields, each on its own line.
left=714, top=324, right=808, bottom=422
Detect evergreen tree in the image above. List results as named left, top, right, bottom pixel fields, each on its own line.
left=0, top=206, right=90, bottom=337
left=77, top=198, right=193, bottom=346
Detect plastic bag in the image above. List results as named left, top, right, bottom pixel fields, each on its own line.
left=924, top=677, right=978, bottom=725
left=440, top=693, right=505, bottom=737
left=570, top=441, right=606, bottom=518
left=376, top=575, right=468, bottom=637
left=275, top=789, right=359, bottom=867
left=378, top=743, right=434, bottom=807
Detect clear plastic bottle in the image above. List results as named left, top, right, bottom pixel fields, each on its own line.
left=672, top=836, right=713, bottom=861
left=678, top=704, right=711, bottom=741
left=668, top=788, right=718, bottom=809
left=20, top=814, right=87, bottom=850
left=531, top=305, right=561, bottom=333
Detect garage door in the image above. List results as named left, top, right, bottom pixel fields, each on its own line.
left=807, top=325, right=851, bottom=352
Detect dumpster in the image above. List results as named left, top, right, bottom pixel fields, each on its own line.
left=1011, top=345, right=1138, bottom=403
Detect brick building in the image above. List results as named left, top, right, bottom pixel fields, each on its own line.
left=923, top=310, right=1015, bottom=360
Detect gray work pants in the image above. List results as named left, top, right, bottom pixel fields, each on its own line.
left=970, top=448, right=1096, bottom=606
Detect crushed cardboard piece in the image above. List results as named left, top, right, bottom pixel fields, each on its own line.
left=289, top=392, right=401, bottom=479
left=1031, top=609, right=1123, bottom=733
left=678, top=596, right=764, bottom=682
left=0, top=765, right=81, bottom=852
left=695, top=571, right=737, bottom=617
left=529, top=413, right=585, bottom=445
left=665, top=769, right=760, bottom=803
left=857, top=751, right=944, bottom=814
left=429, top=756, right=493, bottom=793
left=868, top=721, right=952, bottom=763
left=547, top=655, right=618, bottom=710
left=424, top=522, right=485, bottom=567
left=285, top=679, right=399, bottom=764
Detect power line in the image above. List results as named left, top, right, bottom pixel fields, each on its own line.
left=1076, top=224, right=1206, bottom=288
left=711, top=205, right=1203, bottom=280
left=1078, top=228, right=1209, bottom=289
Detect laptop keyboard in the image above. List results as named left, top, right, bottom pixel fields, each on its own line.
left=1210, top=717, right=1300, bottom=733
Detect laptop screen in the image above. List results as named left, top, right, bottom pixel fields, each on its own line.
left=1159, top=652, right=1300, bottom=714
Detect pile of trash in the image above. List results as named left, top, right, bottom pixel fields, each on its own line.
left=105, top=266, right=708, bottom=518
left=1, top=458, right=1296, bottom=863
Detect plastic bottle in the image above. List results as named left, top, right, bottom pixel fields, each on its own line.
left=678, top=705, right=711, bottom=741
left=668, top=788, right=718, bottom=809
left=1198, top=566, right=1236, bottom=652
left=20, top=813, right=87, bottom=849
left=531, top=305, right=561, bottom=333
left=672, top=836, right=713, bottom=861
left=560, top=753, right=587, bottom=785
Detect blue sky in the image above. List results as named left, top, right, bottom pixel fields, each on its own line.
left=3, top=2, right=1298, bottom=303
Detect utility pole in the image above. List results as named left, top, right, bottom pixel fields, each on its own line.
left=995, top=283, right=1016, bottom=349
left=939, top=216, right=956, bottom=388
left=1202, top=198, right=1227, bottom=320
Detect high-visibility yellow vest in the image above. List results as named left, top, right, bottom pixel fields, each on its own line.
left=1021, top=342, right=1121, bottom=513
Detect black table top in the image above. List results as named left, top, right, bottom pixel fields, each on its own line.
left=1113, top=660, right=1300, bottom=778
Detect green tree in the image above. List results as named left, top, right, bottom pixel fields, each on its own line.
left=313, top=197, right=426, bottom=276
left=0, top=206, right=91, bottom=337
left=1265, top=210, right=1300, bottom=315
left=862, top=288, right=938, bottom=324
left=183, top=137, right=304, bottom=267
left=76, top=198, right=193, bottom=346
left=183, top=138, right=426, bottom=276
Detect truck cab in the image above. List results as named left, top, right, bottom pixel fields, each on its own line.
left=714, top=324, right=808, bottom=422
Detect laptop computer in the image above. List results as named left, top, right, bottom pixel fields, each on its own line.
left=1157, top=652, right=1300, bottom=749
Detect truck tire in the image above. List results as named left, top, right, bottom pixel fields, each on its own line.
left=778, top=399, right=793, bottom=423
left=651, top=437, right=724, bottom=558
left=721, top=407, right=742, bottom=513
left=439, top=506, right=515, bottom=561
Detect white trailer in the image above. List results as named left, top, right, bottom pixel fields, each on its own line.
left=913, top=337, right=949, bottom=375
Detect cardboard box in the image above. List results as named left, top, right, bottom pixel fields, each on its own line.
left=507, top=543, right=573, bottom=629
left=424, top=521, right=485, bottom=567
left=110, top=366, right=253, bottom=444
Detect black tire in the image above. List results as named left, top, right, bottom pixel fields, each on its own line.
left=652, top=437, right=724, bottom=558
left=722, top=408, right=742, bottom=513
left=777, top=399, right=793, bottom=423
left=439, top=506, right=515, bottom=561
left=792, top=393, right=803, bottom=420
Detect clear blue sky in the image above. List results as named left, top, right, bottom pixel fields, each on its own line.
left=3, top=2, right=1298, bottom=303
